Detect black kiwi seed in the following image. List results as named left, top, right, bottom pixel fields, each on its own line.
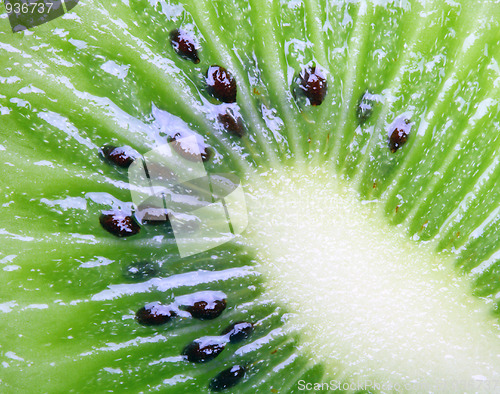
left=206, top=65, right=237, bottom=103
left=123, top=261, right=159, bottom=281
left=221, top=321, right=254, bottom=343
left=186, top=298, right=227, bottom=320
left=99, top=211, right=141, bottom=237
left=168, top=133, right=213, bottom=162
left=389, top=128, right=409, bottom=153
left=296, top=66, right=327, bottom=106
left=101, top=145, right=137, bottom=168
left=209, top=365, right=246, bottom=392
left=218, top=109, right=246, bottom=138
left=169, top=28, right=200, bottom=64
left=183, top=338, right=226, bottom=363
left=135, top=302, right=176, bottom=325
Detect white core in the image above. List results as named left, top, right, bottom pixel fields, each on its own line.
left=244, top=166, right=500, bottom=393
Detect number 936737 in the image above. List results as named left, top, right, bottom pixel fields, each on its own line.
left=5, top=1, right=54, bottom=15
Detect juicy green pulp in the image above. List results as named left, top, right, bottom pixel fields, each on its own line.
left=1, top=0, right=500, bottom=392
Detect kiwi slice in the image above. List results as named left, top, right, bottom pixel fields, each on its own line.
left=1, top=0, right=500, bottom=392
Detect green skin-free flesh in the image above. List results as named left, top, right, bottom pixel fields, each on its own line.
left=1, top=0, right=500, bottom=392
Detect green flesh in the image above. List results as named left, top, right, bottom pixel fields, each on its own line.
left=1, top=0, right=500, bottom=392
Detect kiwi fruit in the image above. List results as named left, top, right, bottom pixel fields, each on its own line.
left=1, top=0, right=500, bottom=393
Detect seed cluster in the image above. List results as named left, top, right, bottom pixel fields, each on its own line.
left=135, top=294, right=226, bottom=324
left=133, top=287, right=254, bottom=389
left=169, top=28, right=246, bottom=141
left=181, top=317, right=254, bottom=390
left=94, top=25, right=416, bottom=392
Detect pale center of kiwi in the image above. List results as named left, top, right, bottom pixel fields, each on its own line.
left=244, top=165, right=500, bottom=392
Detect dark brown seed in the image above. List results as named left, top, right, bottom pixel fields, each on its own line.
left=169, top=133, right=213, bottom=162
left=209, top=365, right=246, bottom=391
left=186, top=298, right=227, bottom=320
left=296, top=66, right=327, bottom=106
left=136, top=302, right=176, bottom=325
left=206, top=65, right=237, bottom=103
left=169, top=29, right=200, bottom=64
left=101, top=145, right=137, bottom=168
left=389, top=128, right=409, bottom=153
left=183, top=338, right=226, bottom=363
left=221, top=321, right=254, bottom=343
left=218, top=109, right=245, bottom=137
left=99, top=211, right=141, bottom=237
